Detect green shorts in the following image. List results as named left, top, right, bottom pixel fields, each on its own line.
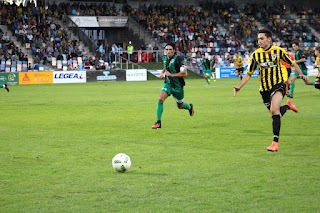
left=204, top=70, right=212, bottom=77
left=293, top=69, right=308, bottom=77
left=160, top=83, right=184, bottom=103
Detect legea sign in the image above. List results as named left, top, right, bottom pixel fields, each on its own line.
left=126, top=69, right=147, bottom=81
left=53, top=71, right=86, bottom=83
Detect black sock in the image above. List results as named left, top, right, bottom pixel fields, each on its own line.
left=315, top=84, right=320, bottom=90
left=272, top=115, right=281, bottom=142
left=280, top=105, right=290, bottom=116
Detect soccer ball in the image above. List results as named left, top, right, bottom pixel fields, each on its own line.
left=112, top=153, right=131, bottom=173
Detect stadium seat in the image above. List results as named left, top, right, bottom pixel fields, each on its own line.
left=39, top=62, right=44, bottom=71
left=52, top=57, right=57, bottom=67
left=22, top=62, right=28, bottom=72
left=17, top=61, right=22, bottom=72
left=57, top=60, right=62, bottom=69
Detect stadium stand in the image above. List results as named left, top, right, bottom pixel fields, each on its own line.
left=0, top=1, right=319, bottom=73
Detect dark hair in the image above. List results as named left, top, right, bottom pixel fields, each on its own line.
left=315, top=47, right=320, bottom=52
left=292, top=40, right=300, bottom=46
left=165, top=43, right=175, bottom=50
left=258, top=29, right=272, bottom=38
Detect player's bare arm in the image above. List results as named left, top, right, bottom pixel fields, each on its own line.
left=293, top=63, right=308, bottom=80
left=159, top=69, right=166, bottom=79
left=165, top=66, right=187, bottom=77
left=295, top=58, right=306, bottom=63
left=165, top=69, right=187, bottom=77
left=233, top=73, right=252, bottom=96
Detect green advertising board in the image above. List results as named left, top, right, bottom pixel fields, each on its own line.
left=0, top=73, right=19, bottom=85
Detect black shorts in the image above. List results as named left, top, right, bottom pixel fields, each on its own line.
left=315, top=77, right=320, bottom=82
left=260, top=83, right=286, bottom=109
left=236, top=67, right=244, bottom=73
left=286, top=68, right=292, bottom=78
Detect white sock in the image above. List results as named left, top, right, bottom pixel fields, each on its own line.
left=2, top=84, right=5, bottom=88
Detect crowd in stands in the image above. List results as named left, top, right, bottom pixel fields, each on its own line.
left=0, top=28, right=31, bottom=72
left=130, top=3, right=243, bottom=58
left=139, top=2, right=320, bottom=66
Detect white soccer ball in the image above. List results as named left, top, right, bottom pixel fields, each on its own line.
left=112, top=153, right=131, bottom=173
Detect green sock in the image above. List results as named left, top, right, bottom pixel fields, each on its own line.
left=311, top=81, right=315, bottom=86
left=183, top=102, right=191, bottom=110
left=290, top=83, right=295, bottom=95
left=156, top=102, right=163, bottom=121
left=205, top=78, right=210, bottom=84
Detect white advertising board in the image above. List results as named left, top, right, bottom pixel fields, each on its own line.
left=53, top=71, right=86, bottom=83
left=69, top=16, right=99, bottom=27
left=126, top=69, right=147, bottom=81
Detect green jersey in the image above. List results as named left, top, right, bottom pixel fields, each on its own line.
left=295, top=49, right=307, bottom=70
left=162, top=55, right=185, bottom=89
left=201, top=58, right=211, bottom=70
left=210, top=59, right=216, bottom=71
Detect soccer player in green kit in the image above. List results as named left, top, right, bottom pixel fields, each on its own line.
left=209, top=55, right=217, bottom=82
left=200, top=54, right=212, bottom=85
left=152, top=43, right=194, bottom=129
left=288, top=41, right=315, bottom=98
left=1, top=84, right=9, bottom=92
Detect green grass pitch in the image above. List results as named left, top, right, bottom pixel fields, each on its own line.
left=1, top=77, right=319, bottom=212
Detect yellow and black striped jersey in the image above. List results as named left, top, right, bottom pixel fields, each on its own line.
left=247, top=46, right=295, bottom=92
left=316, top=57, right=320, bottom=78
left=233, top=56, right=243, bottom=69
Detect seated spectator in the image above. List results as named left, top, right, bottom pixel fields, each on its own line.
left=33, top=63, right=39, bottom=71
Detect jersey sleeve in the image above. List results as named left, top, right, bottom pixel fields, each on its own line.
left=246, top=53, right=257, bottom=75
left=162, top=55, right=167, bottom=69
left=299, top=50, right=306, bottom=59
left=281, top=49, right=295, bottom=67
left=176, top=56, right=184, bottom=67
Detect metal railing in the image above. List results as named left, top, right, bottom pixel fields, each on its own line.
left=112, top=50, right=165, bottom=64
left=127, top=16, right=162, bottom=50
left=65, top=16, right=98, bottom=54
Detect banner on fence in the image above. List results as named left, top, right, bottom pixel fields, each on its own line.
left=0, top=73, right=19, bottom=85
left=19, top=72, right=53, bottom=85
left=53, top=71, right=86, bottom=83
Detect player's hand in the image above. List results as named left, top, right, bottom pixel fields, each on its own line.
left=159, top=72, right=164, bottom=79
left=233, top=86, right=240, bottom=96
left=300, top=75, right=308, bottom=81
left=165, top=70, right=172, bottom=77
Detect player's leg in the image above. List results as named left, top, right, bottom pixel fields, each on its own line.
left=174, top=89, right=194, bottom=116
left=267, top=91, right=284, bottom=151
left=315, top=77, right=320, bottom=90
left=301, top=69, right=315, bottom=86
left=204, top=72, right=210, bottom=85
left=285, top=68, right=291, bottom=95
left=289, top=75, right=298, bottom=98
left=152, top=86, right=170, bottom=129
left=2, top=84, right=9, bottom=92
left=239, top=70, right=243, bottom=80
left=286, top=68, right=291, bottom=89
left=212, top=71, right=216, bottom=81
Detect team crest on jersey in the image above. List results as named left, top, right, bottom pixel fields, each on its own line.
left=271, top=54, right=277, bottom=60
